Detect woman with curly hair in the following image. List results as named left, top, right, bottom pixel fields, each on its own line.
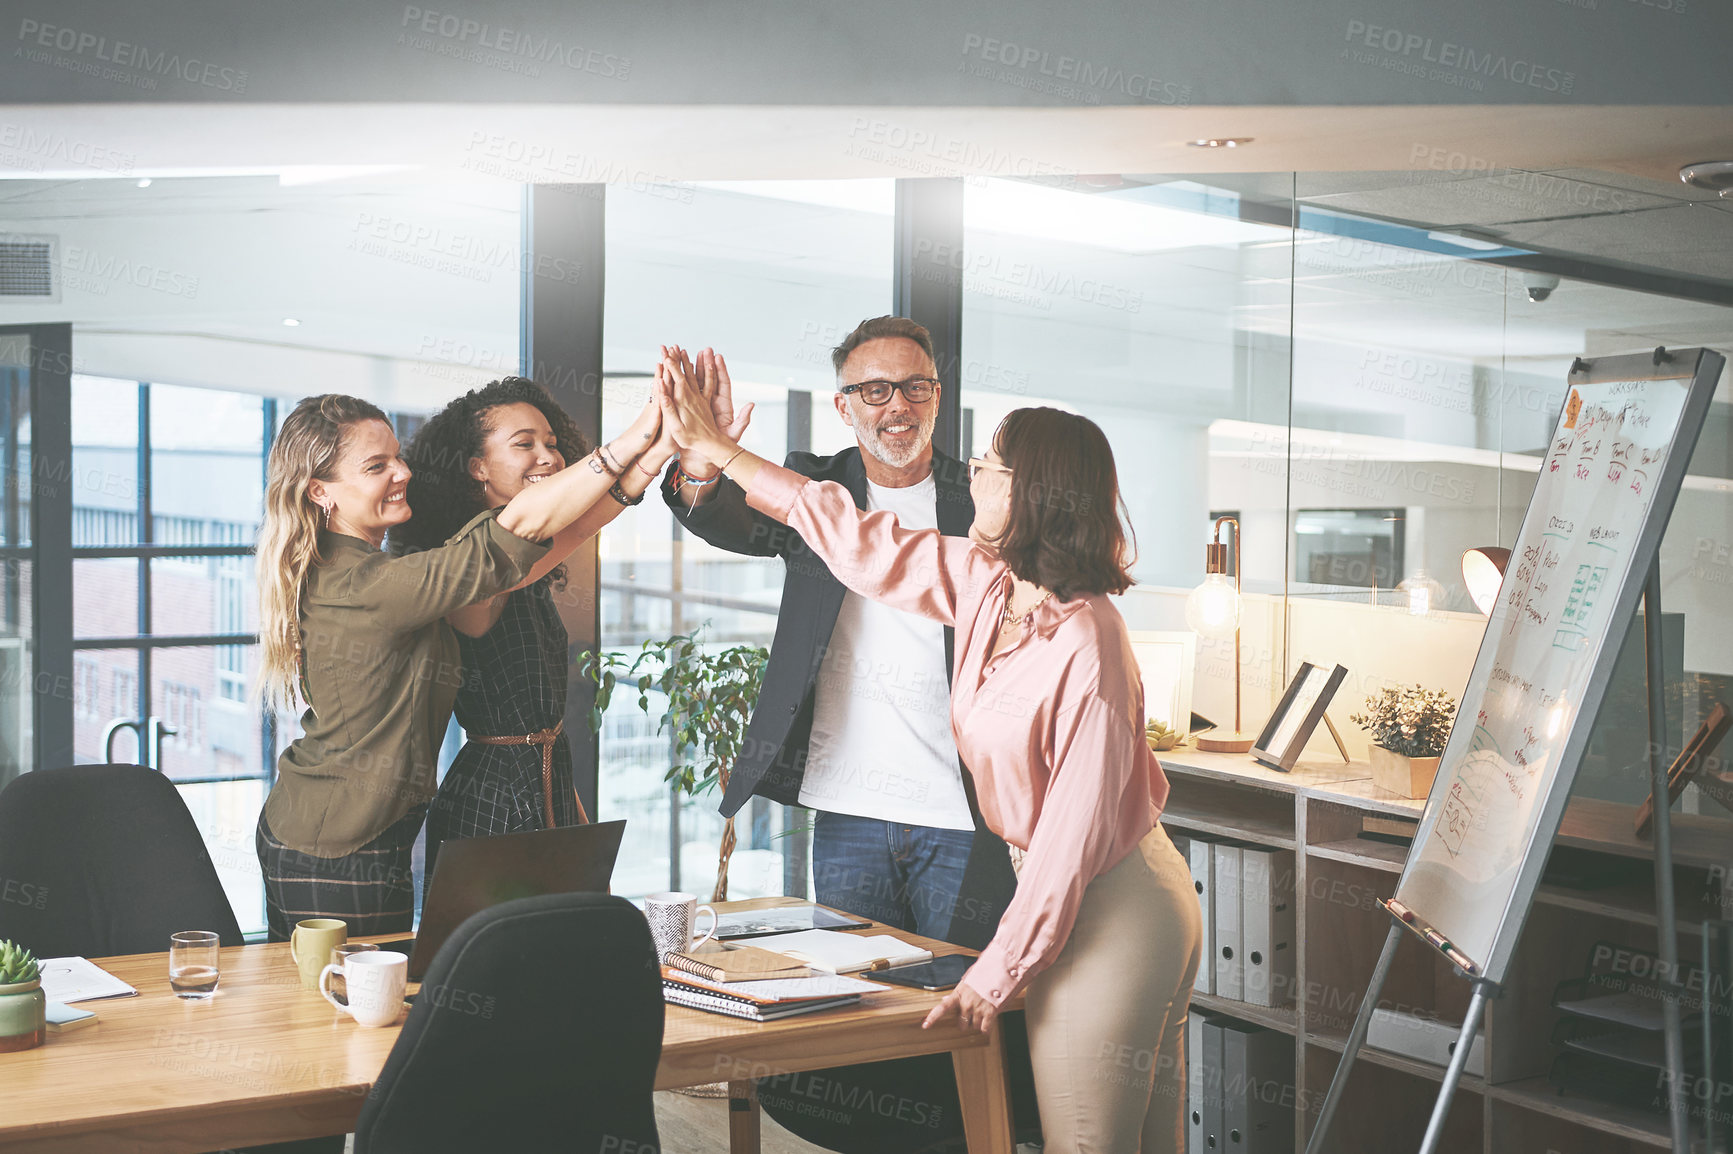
left=255, top=392, right=646, bottom=940
left=395, top=374, right=679, bottom=871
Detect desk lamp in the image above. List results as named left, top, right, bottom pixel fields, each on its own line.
left=1188, top=515, right=1256, bottom=753
left=1461, top=546, right=1511, bottom=616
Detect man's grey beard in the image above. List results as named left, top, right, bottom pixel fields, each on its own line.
left=849, top=408, right=937, bottom=469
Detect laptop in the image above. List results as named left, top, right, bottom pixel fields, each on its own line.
left=382, top=820, right=626, bottom=980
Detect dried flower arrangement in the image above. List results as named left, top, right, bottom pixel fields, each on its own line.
left=1351, top=685, right=1458, bottom=758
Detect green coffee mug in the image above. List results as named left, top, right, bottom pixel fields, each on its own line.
left=289, top=919, right=346, bottom=991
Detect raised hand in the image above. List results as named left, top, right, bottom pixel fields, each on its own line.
left=657, top=353, right=728, bottom=455
left=696, top=348, right=754, bottom=442
left=621, top=392, right=661, bottom=451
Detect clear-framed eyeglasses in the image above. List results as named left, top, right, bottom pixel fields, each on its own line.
left=968, top=456, right=1013, bottom=481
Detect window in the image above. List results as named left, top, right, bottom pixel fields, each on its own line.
left=216, top=559, right=247, bottom=703
left=73, top=655, right=98, bottom=719
left=600, top=179, right=896, bottom=898
left=161, top=680, right=203, bottom=752
left=112, top=667, right=137, bottom=719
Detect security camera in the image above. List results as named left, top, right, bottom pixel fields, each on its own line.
left=1523, top=271, right=1560, bottom=303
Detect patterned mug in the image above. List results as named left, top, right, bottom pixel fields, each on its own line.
left=643, top=891, right=718, bottom=963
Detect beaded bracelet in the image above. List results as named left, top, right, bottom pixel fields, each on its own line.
left=607, top=480, right=644, bottom=507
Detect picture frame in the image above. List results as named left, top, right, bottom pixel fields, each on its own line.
left=1128, top=631, right=1196, bottom=734
left=1252, top=661, right=1349, bottom=772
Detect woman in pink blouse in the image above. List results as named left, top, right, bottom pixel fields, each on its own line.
left=658, top=357, right=1202, bottom=1153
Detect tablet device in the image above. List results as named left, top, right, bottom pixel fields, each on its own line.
left=875, top=954, right=976, bottom=991
left=712, top=904, right=871, bottom=940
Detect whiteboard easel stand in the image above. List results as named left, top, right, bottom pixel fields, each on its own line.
left=1302, top=920, right=1499, bottom=1154
left=1304, top=571, right=1687, bottom=1154
left=1304, top=346, right=1722, bottom=1154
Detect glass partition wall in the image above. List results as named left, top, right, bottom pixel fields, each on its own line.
left=960, top=172, right=1733, bottom=814
left=5, top=166, right=1729, bottom=926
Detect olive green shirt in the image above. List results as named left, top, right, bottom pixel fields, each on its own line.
left=262, top=509, right=549, bottom=857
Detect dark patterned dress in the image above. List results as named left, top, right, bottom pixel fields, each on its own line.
left=424, top=574, right=584, bottom=878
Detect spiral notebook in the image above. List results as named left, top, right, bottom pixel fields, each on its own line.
left=666, top=942, right=815, bottom=983
left=661, top=967, right=888, bottom=1022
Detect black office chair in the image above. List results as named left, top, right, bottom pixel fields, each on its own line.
left=354, top=892, right=664, bottom=1154
left=0, top=763, right=244, bottom=957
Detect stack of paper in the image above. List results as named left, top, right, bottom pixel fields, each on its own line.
left=753, top=930, right=931, bottom=974
left=661, top=968, right=890, bottom=1022
left=38, top=957, right=137, bottom=1004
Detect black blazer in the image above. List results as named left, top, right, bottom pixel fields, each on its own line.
left=664, top=446, right=1015, bottom=948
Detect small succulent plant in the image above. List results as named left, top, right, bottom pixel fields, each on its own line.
left=1145, top=718, right=1184, bottom=752
left=0, top=940, right=39, bottom=985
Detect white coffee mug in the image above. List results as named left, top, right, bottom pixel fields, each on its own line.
left=643, top=891, right=718, bottom=962
left=320, top=950, right=407, bottom=1028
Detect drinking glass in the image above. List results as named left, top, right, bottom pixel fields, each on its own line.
left=169, top=931, right=221, bottom=999
left=328, top=941, right=379, bottom=1005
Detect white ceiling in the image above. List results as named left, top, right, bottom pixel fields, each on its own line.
left=1, top=122, right=1730, bottom=420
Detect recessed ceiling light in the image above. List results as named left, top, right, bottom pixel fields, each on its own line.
left=135, top=178, right=152, bottom=188
left=1679, top=160, right=1733, bottom=198
left=1187, top=138, right=1253, bottom=149
left=282, top=318, right=301, bottom=327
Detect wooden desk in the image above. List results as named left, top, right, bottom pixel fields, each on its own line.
left=0, top=900, right=1017, bottom=1153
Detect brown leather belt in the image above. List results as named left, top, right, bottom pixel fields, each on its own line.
left=469, top=721, right=590, bottom=828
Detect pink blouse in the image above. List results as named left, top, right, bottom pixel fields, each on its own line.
left=748, top=463, right=1170, bottom=1008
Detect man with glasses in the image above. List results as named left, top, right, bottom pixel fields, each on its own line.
left=663, top=315, right=1014, bottom=949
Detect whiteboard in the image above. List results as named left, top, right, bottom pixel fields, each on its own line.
left=1391, top=349, right=1724, bottom=985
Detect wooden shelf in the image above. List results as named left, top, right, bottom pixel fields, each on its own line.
left=1161, top=807, right=1294, bottom=849
left=1488, top=1076, right=1675, bottom=1149
left=1159, top=749, right=1720, bottom=1154
left=1190, top=991, right=1299, bottom=1035
left=1308, top=836, right=1408, bottom=874
left=1159, top=749, right=1364, bottom=795
left=1303, top=775, right=1430, bottom=818
left=1558, top=797, right=1733, bottom=871
left=1532, top=879, right=1712, bottom=937
left=1305, top=1029, right=1486, bottom=1092
left=1159, top=777, right=1295, bottom=848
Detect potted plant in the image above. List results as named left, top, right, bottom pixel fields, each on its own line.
left=0, top=940, right=45, bottom=1052
left=579, top=628, right=768, bottom=903
left=1352, top=685, right=1458, bottom=798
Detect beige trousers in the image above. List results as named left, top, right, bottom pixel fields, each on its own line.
left=1022, top=824, right=1202, bottom=1154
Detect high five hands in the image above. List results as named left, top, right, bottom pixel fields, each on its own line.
left=656, top=345, right=752, bottom=459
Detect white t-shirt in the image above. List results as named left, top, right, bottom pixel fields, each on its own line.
left=799, top=473, right=975, bottom=830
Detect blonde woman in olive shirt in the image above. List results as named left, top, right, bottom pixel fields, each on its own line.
left=254, top=393, right=662, bottom=940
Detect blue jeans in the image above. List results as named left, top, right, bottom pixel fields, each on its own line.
left=811, top=811, right=975, bottom=940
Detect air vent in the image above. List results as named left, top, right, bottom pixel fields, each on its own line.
left=0, top=235, right=56, bottom=298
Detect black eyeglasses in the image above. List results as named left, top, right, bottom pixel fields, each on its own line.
left=838, top=377, right=940, bottom=406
